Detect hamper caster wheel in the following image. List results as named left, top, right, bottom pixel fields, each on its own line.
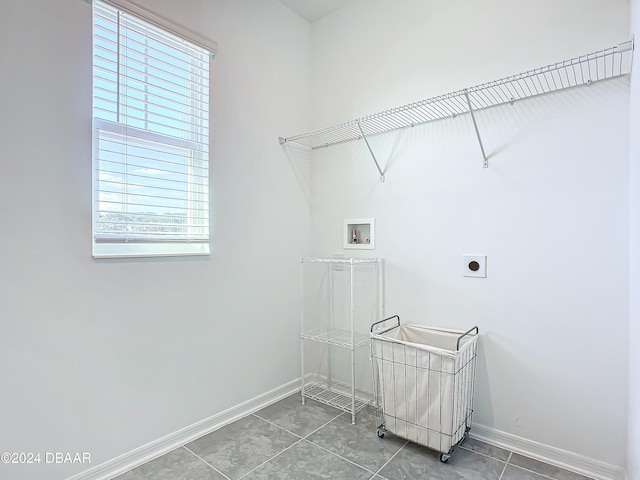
left=440, top=453, right=450, bottom=463
left=377, top=427, right=386, bottom=438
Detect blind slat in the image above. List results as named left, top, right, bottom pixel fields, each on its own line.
left=97, top=169, right=208, bottom=188
left=97, top=203, right=209, bottom=214
left=97, top=212, right=209, bottom=222
left=97, top=158, right=209, bottom=178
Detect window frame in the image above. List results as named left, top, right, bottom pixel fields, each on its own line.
left=90, top=0, right=216, bottom=259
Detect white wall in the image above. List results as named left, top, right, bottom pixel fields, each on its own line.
left=628, top=0, right=640, bottom=477
left=309, top=0, right=630, bottom=473
left=0, top=1, right=310, bottom=479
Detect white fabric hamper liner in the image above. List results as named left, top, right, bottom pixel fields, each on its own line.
left=371, top=323, right=478, bottom=454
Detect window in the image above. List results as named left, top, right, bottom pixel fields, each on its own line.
left=92, top=0, right=214, bottom=257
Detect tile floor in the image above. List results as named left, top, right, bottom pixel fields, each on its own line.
left=113, top=394, right=594, bottom=480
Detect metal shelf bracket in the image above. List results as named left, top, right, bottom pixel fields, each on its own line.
left=464, top=89, right=489, bottom=168
left=356, top=120, right=386, bottom=182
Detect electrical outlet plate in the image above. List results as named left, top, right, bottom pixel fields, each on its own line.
left=463, top=255, right=487, bottom=277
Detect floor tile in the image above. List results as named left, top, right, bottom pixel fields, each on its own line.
left=185, top=415, right=299, bottom=480
left=113, top=447, right=225, bottom=480
left=509, top=454, right=594, bottom=480
left=254, top=393, right=341, bottom=437
left=306, top=409, right=406, bottom=472
left=379, top=441, right=505, bottom=480
left=460, top=436, right=511, bottom=462
left=501, top=464, right=551, bottom=480
left=241, top=439, right=372, bottom=480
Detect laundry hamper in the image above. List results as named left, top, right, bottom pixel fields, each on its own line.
left=370, top=315, right=479, bottom=462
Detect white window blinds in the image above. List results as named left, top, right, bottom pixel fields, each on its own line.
left=92, top=0, right=211, bottom=257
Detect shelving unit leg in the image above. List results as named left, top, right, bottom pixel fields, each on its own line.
left=300, top=260, right=305, bottom=405
left=328, top=262, right=333, bottom=389
left=350, top=260, right=356, bottom=425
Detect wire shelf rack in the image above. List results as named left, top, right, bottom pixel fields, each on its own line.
left=279, top=40, right=634, bottom=173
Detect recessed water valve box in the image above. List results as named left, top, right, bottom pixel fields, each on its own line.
left=463, top=255, right=486, bottom=277
left=344, top=218, right=375, bottom=250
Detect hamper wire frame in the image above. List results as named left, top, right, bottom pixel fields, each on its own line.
left=370, top=316, right=479, bottom=462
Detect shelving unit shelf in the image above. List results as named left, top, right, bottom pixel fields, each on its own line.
left=300, top=327, right=370, bottom=348
left=280, top=40, right=634, bottom=174
left=302, top=382, right=370, bottom=415
left=300, top=256, right=383, bottom=424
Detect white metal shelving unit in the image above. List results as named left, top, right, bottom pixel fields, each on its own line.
left=280, top=40, right=634, bottom=178
left=300, top=256, right=383, bottom=424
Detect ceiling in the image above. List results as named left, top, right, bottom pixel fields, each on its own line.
left=278, top=0, right=355, bottom=22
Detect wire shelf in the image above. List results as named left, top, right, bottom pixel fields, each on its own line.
left=303, top=382, right=372, bottom=414
left=279, top=40, right=634, bottom=150
left=301, top=327, right=371, bottom=348
left=300, top=256, right=380, bottom=264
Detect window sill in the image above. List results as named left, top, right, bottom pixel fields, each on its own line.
left=92, top=242, right=210, bottom=259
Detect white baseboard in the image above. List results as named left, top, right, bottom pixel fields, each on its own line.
left=470, top=423, right=626, bottom=480
left=65, top=379, right=301, bottom=480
